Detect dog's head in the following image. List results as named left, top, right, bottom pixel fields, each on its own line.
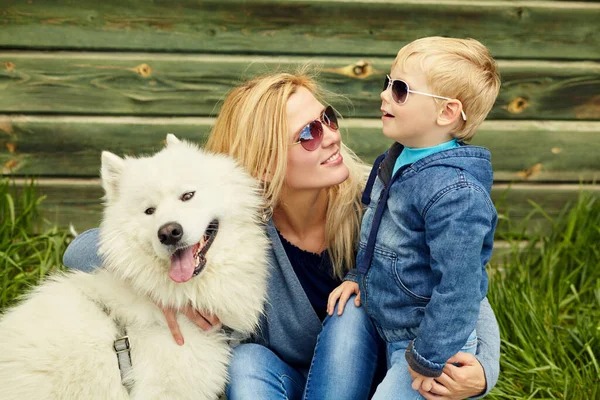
left=98, top=135, right=269, bottom=330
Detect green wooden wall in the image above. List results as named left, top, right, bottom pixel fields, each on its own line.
left=1, top=0, right=599, bottom=239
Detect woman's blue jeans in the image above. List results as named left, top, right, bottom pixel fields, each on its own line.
left=226, top=297, right=383, bottom=400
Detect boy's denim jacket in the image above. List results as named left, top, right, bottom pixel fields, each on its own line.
left=346, top=142, right=497, bottom=377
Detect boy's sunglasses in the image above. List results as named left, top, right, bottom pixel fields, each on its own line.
left=383, top=75, right=467, bottom=121
left=290, top=105, right=339, bottom=151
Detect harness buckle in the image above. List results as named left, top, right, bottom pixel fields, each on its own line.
left=113, top=336, right=130, bottom=353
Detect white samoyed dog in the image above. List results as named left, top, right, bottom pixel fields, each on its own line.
left=0, top=135, right=269, bottom=399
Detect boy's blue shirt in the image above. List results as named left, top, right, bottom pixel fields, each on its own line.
left=392, top=139, right=460, bottom=176
left=346, top=141, right=498, bottom=378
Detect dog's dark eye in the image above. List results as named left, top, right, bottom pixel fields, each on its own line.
left=181, top=191, right=195, bottom=202
left=144, top=207, right=155, bottom=215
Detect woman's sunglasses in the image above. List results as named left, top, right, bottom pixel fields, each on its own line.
left=290, top=105, right=339, bottom=151
left=383, top=75, right=467, bottom=121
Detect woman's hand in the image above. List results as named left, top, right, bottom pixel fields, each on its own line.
left=160, top=305, right=221, bottom=346
left=408, top=352, right=486, bottom=400
left=327, top=281, right=361, bottom=316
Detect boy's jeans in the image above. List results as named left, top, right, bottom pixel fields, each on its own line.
left=372, top=330, right=478, bottom=400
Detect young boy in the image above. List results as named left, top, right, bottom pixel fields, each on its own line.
left=328, top=36, right=501, bottom=398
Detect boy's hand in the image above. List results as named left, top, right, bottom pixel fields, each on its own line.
left=411, top=371, right=436, bottom=392
left=327, top=281, right=361, bottom=316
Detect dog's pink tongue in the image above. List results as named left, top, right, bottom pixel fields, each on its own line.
left=169, top=247, right=195, bottom=283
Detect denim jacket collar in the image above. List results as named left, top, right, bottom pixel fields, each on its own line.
left=379, top=142, right=492, bottom=187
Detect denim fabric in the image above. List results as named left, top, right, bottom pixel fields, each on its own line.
left=357, top=143, right=497, bottom=377
left=62, top=228, right=102, bottom=272
left=303, top=298, right=383, bottom=400
left=372, top=330, right=478, bottom=400
left=226, top=343, right=306, bottom=400
left=227, top=300, right=383, bottom=400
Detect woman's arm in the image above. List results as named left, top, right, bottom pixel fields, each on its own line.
left=62, top=228, right=103, bottom=272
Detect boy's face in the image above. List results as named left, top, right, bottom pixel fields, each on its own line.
left=380, top=57, right=451, bottom=148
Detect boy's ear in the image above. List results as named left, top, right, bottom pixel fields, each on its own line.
left=101, top=151, right=125, bottom=202
left=437, top=99, right=464, bottom=127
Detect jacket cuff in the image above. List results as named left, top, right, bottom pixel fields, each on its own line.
left=343, top=268, right=359, bottom=283
left=405, top=340, right=445, bottom=378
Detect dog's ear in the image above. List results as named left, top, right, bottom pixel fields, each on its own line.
left=101, top=151, right=125, bottom=201
left=166, top=134, right=181, bottom=147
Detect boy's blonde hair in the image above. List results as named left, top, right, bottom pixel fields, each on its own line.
left=205, top=70, right=366, bottom=279
left=393, top=36, right=501, bottom=140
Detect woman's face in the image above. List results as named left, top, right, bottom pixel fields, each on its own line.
left=284, top=87, right=350, bottom=192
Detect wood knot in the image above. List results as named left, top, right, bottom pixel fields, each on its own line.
left=352, top=60, right=371, bottom=78
left=135, top=63, right=152, bottom=77
left=324, top=60, right=376, bottom=79
left=4, top=62, right=15, bottom=71
left=507, top=97, right=529, bottom=114
left=3, top=159, right=19, bottom=172
left=516, top=163, right=542, bottom=180
left=515, top=7, right=527, bottom=19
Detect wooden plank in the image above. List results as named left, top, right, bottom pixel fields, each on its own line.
left=0, top=116, right=214, bottom=177
left=1, top=52, right=599, bottom=120
left=0, top=1, right=599, bottom=60
left=468, top=121, right=600, bottom=182
left=2, top=116, right=599, bottom=182
left=8, top=179, right=599, bottom=238
left=491, top=183, right=600, bottom=239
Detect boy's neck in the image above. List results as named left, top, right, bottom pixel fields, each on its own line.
left=400, top=132, right=455, bottom=149
left=400, top=137, right=457, bottom=150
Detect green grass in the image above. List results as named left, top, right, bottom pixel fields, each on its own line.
left=488, top=194, right=600, bottom=399
left=0, top=179, right=68, bottom=310
left=1, top=178, right=598, bottom=398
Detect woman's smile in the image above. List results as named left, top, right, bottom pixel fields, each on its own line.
left=321, top=151, right=343, bottom=165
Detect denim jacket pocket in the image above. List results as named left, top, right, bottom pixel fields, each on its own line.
left=360, top=244, right=396, bottom=320
left=393, top=262, right=431, bottom=303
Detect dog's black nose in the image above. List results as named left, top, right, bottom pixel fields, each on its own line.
left=158, top=222, right=184, bottom=245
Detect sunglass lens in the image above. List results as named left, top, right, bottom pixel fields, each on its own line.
left=391, top=80, right=408, bottom=104
left=300, top=121, right=323, bottom=151
left=323, top=106, right=339, bottom=131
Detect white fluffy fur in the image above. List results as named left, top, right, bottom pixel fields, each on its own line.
left=0, top=135, right=269, bottom=399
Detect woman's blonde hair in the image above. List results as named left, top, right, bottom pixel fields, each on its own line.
left=205, top=69, right=366, bottom=278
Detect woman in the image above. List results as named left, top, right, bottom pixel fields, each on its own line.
left=63, top=70, right=499, bottom=399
